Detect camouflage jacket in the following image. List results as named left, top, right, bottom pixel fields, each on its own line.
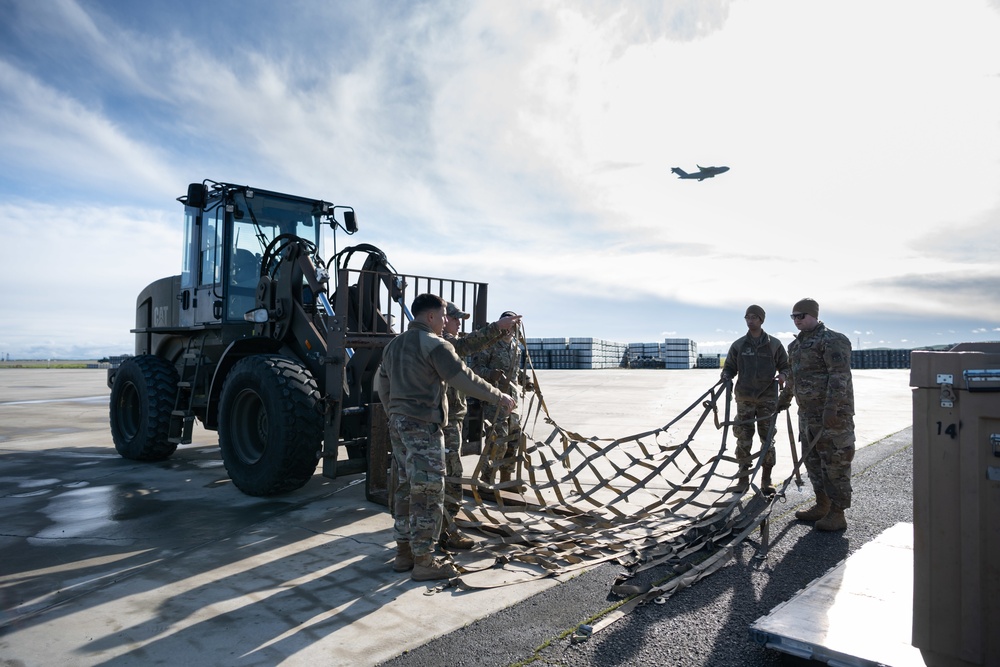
left=779, top=322, right=854, bottom=418
left=722, top=331, right=789, bottom=401
left=469, top=334, right=523, bottom=399
left=443, top=322, right=506, bottom=424
left=374, top=321, right=503, bottom=426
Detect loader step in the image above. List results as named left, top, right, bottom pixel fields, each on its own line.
left=168, top=412, right=195, bottom=444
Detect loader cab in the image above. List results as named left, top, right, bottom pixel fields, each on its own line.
left=179, top=183, right=324, bottom=328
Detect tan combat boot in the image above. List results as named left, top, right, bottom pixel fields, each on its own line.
left=760, top=465, right=775, bottom=496
left=440, top=528, right=475, bottom=550
left=736, top=464, right=750, bottom=492
left=411, top=554, right=458, bottom=581
left=815, top=505, right=847, bottom=531
left=392, top=542, right=414, bottom=572
left=795, top=490, right=831, bottom=522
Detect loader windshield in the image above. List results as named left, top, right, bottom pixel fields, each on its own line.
left=227, top=191, right=322, bottom=320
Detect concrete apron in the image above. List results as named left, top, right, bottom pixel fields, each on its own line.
left=0, top=369, right=912, bottom=666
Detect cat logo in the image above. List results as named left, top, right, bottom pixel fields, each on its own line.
left=153, top=305, right=169, bottom=327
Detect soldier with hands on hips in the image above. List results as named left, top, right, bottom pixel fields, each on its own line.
left=777, top=297, right=855, bottom=532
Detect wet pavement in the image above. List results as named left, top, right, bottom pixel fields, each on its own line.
left=0, top=368, right=913, bottom=666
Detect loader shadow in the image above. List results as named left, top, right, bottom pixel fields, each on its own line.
left=0, top=443, right=412, bottom=666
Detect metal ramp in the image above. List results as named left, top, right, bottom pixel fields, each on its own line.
left=750, top=522, right=925, bottom=667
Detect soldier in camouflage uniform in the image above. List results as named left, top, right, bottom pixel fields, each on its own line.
left=440, top=302, right=521, bottom=549
left=777, top=298, right=855, bottom=532
left=470, top=310, right=526, bottom=489
left=374, top=294, right=515, bottom=580
left=721, top=304, right=789, bottom=494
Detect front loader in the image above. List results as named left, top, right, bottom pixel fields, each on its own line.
left=108, top=180, right=489, bottom=503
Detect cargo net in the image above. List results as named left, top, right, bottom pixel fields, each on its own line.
left=448, top=328, right=796, bottom=607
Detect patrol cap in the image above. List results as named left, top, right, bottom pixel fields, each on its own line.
left=446, top=301, right=470, bottom=320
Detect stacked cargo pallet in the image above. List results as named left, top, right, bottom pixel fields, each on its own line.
left=850, top=348, right=912, bottom=369
left=523, top=337, right=569, bottom=370
left=628, top=341, right=663, bottom=359
left=664, top=338, right=698, bottom=369
left=525, top=337, right=701, bottom=369
left=625, top=341, right=663, bottom=368
left=569, top=337, right=629, bottom=369
left=525, top=337, right=628, bottom=369
left=696, top=354, right=721, bottom=369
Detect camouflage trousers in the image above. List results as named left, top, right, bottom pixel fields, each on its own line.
left=442, top=419, right=464, bottom=525
left=389, top=414, right=446, bottom=558
left=799, top=413, right=856, bottom=509
left=483, top=405, right=522, bottom=477
left=733, top=397, right=778, bottom=468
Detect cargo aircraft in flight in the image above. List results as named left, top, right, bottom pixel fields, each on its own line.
left=671, top=165, right=730, bottom=181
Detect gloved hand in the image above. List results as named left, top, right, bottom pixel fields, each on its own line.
left=823, top=406, right=838, bottom=429
left=777, top=392, right=792, bottom=412
left=487, top=369, right=504, bottom=384
left=720, top=372, right=733, bottom=391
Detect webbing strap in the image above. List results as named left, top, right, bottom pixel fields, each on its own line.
left=443, top=325, right=793, bottom=602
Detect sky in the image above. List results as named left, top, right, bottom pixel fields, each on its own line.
left=1, top=0, right=999, bottom=360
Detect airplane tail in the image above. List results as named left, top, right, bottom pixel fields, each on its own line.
left=671, top=167, right=688, bottom=177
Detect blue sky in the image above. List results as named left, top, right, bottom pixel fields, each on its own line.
left=1, top=0, right=999, bottom=360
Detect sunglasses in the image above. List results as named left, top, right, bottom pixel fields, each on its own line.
left=790, top=313, right=808, bottom=321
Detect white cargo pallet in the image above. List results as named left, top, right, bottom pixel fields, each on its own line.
left=750, top=522, right=924, bottom=667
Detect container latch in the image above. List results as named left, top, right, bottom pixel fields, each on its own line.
left=937, top=374, right=956, bottom=408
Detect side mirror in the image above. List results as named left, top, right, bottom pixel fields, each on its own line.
left=343, top=210, right=358, bottom=233
left=186, top=183, right=208, bottom=209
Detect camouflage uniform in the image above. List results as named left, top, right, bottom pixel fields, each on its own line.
left=375, top=320, right=505, bottom=558
left=722, top=331, right=789, bottom=468
left=442, top=323, right=505, bottom=520
left=389, top=414, right=447, bottom=555
left=779, top=322, right=855, bottom=508
left=470, top=334, right=523, bottom=478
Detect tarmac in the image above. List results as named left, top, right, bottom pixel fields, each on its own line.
left=0, top=368, right=913, bottom=666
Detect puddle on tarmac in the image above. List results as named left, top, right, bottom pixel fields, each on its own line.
left=14, top=478, right=61, bottom=488
left=6, top=478, right=61, bottom=498
left=10, top=489, right=52, bottom=498
left=190, top=460, right=226, bottom=469
left=35, top=485, right=153, bottom=540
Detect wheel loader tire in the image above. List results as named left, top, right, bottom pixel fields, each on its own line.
left=109, top=355, right=179, bottom=461
left=218, top=354, right=322, bottom=496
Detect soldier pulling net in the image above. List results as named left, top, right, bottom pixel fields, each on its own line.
left=443, top=324, right=808, bottom=625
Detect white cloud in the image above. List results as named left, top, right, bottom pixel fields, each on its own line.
left=0, top=62, right=181, bottom=202
left=0, top=201, right=179, bottom=357
left=1, top=0, right=999, bottom=357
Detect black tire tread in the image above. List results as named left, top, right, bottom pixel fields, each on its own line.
left=109, top=355, right=179, bottom=461
left=219, top=355, right=322, bottom=496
